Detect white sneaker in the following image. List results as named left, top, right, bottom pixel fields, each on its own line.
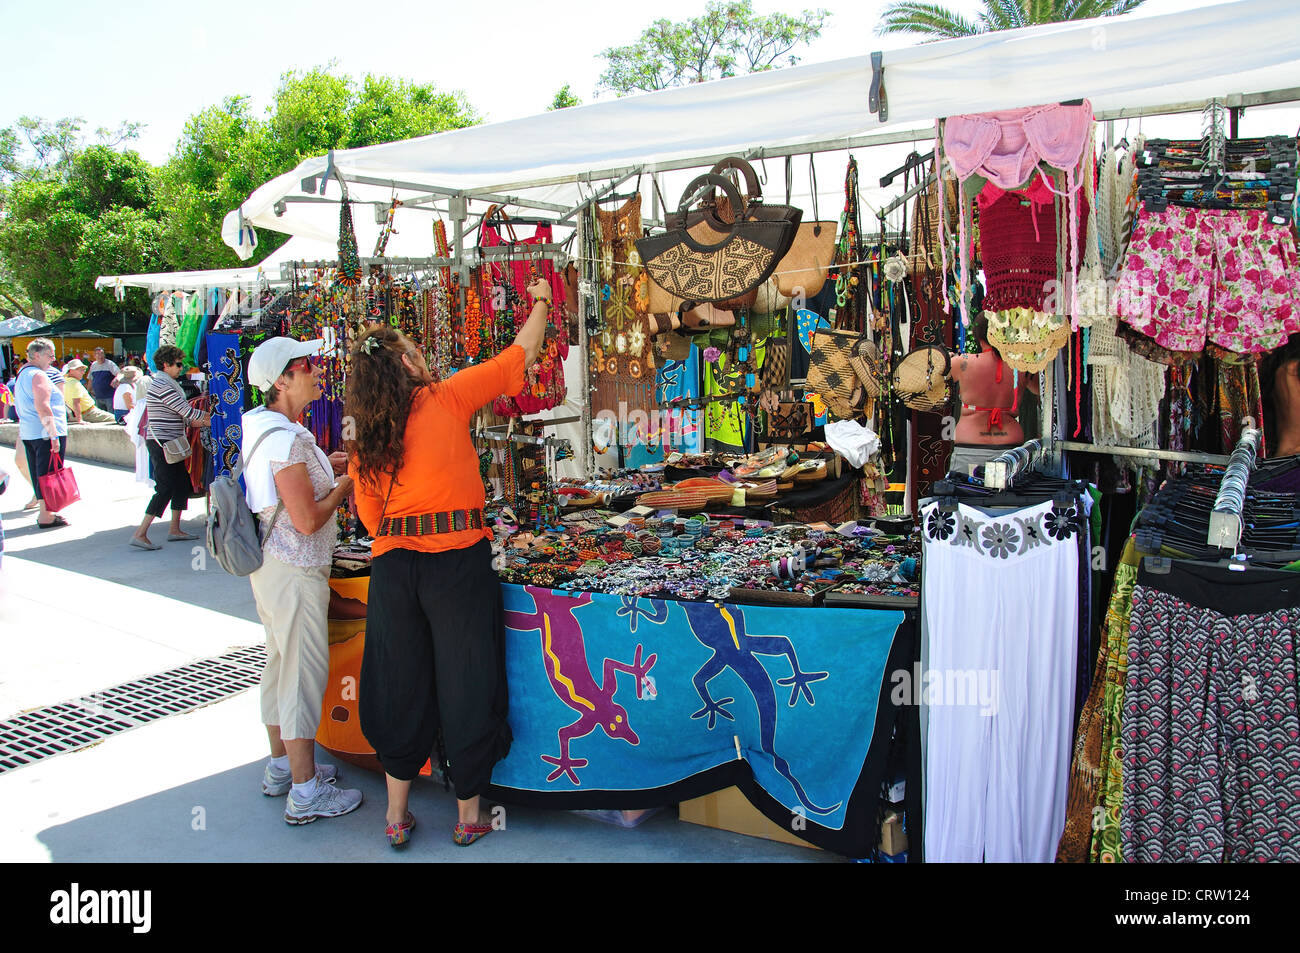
left=262, top=761, right=337, bottom=797
left=284, top=780, right=363, bottom=826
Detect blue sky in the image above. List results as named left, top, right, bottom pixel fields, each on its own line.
left=0, top=0, right=1225, bottom=166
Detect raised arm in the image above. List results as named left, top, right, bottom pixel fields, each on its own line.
left=513, top=277, right=553, bottom=367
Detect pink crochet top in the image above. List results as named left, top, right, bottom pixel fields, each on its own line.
left=939, top=100, right=1094, bottom=326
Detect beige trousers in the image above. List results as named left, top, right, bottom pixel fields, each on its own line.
left=250, top=555, right=330, bottom=741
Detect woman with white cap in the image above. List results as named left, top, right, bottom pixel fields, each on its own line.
left=241, top=336, right=363, bottom=826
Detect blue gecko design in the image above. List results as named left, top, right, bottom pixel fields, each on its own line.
left=679, top=602, right=840, bottom=816
left=616, top=597, right=670, bottom=635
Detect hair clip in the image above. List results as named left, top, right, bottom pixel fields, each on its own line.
left=361, top=336, right=383, bottom=355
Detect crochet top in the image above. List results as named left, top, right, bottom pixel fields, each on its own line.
left=939, top=100, right=1094, bottom=327
left=977, top=173, right=1089, bottom=314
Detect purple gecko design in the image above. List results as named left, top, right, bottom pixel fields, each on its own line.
left=504, top=586, right=657, bottom=786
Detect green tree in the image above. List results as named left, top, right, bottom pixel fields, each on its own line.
left=153, top=68, right=481, bottom=272
left=548, top=84, right=582, bottom=110
left=598, top=0, right=829, bottom=96
left=876, top=0, right=1147, bottom=40
left=0, top=144, right=161, bottom=316
left=0, top=117, right=154, bottom=319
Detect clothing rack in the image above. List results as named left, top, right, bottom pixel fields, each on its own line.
left=1207, top=427, right=1262, bottom=549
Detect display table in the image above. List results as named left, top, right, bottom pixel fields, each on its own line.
left=318, top=574, right=918, bottom=857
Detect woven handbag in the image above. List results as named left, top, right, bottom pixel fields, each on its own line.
left=761, top=335, right=790, bottom=392
left=637, top=172, right=801, bottom=307
left=893, top=345, right=951, bottom=414
left=850, top=338, right=886, bottom=398
left=806, top=328, right=863, bottom=419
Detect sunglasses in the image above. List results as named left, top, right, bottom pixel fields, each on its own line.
left=284, top=356, right=321, bottom=374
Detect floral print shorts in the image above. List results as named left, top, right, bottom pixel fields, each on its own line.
left=1116, top=204, right=1300, bottom=355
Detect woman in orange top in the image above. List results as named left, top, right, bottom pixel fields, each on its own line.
left=346, top=277, right=552, bottom=847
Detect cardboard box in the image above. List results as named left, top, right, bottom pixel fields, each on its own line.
left=880, top=809, right=908, bottom=856
left=678, top=786, right=820, bottom=850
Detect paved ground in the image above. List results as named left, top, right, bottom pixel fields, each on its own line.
left=0, top=448, right=836, bottom=862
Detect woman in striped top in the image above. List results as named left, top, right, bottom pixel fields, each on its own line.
left=129, top=344, right=211, bottom=551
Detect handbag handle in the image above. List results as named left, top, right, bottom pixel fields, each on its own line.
left=709, top=157, right=762, bottom=201
left=702, top=157, right=761, bottom=227
left=809, top=154, right=822, bottom=227
left=675, top=174, right=747, bottom=254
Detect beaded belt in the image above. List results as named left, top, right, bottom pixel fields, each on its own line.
left=377, top=508, right=485, bottom=537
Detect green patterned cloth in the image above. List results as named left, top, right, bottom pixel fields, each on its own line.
left=1091, top=539, right=1141, bottom=863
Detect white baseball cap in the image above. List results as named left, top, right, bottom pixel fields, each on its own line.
left=62, top=359, right=86, bottom=373
left=247, top=337, right=324, bottom=390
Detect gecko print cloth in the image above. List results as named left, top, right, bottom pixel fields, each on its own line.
left=1123, top=560, right=1300, bottom=862
left=487, top=584, right=915, bottom=859
left=206, top=332, right=244, bottom=481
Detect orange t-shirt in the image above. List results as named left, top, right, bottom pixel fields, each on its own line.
left=351, top=345, right=526, bottom=557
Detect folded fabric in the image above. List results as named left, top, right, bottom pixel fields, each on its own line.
left=825, top=419, right=880, bottom=469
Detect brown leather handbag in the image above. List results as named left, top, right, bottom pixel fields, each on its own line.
left=680, top=301, right=735, bottom=331
left=774, top=159, right=837, bottom=299
left=636, top=170, right=801, bottom=308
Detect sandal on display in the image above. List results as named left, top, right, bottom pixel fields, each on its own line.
left=386, top=811, right=416, bottom=848
left=452, top=820, right=492, bottom=846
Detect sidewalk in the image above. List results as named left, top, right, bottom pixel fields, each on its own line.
left=0, top=449, right=836, bottom=862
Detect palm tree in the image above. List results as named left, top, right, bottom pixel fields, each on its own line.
left=877, top=0, right=1150, bottom=40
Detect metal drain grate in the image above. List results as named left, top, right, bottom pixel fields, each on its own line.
left=0, top=645, right=266, bottom=774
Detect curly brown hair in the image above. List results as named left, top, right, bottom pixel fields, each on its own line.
left=344, top=326, right=431, bottom=489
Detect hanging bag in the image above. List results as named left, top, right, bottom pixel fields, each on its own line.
left=775, top=156, right=838, bottom=299
left=805, top=327, right=863, bottom=419
left=892, top=345, right=952, bottom=414
left=636, top=170, right=801, bottom=307
left=38, top=449, right=80, bottom=512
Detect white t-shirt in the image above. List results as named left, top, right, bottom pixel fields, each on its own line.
left=113, top=382, right=136, bottom=410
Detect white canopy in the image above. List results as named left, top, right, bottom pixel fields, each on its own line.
left=95, top=225, right=439, bottom=294
left=223, top=0, right=1300, bottom=257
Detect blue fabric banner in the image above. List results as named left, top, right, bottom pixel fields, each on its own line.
left=206, top=332, right=244, bottom=481
left=490, top=584, right=912, bottom=854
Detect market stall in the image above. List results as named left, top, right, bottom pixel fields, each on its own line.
left=99, top=0, right=1300, bottom=861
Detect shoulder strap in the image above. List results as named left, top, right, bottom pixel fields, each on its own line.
left=230, top=425, right=294, bottom=482
left=231, top=425, right=295, bottom=546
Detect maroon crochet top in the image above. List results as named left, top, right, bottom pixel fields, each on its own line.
left=978, top=173, right=1089, bottom=314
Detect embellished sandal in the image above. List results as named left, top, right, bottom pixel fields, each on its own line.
left=385, top=811, right=416, bottom=848
left=452, top=820, right=492, bottom=846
